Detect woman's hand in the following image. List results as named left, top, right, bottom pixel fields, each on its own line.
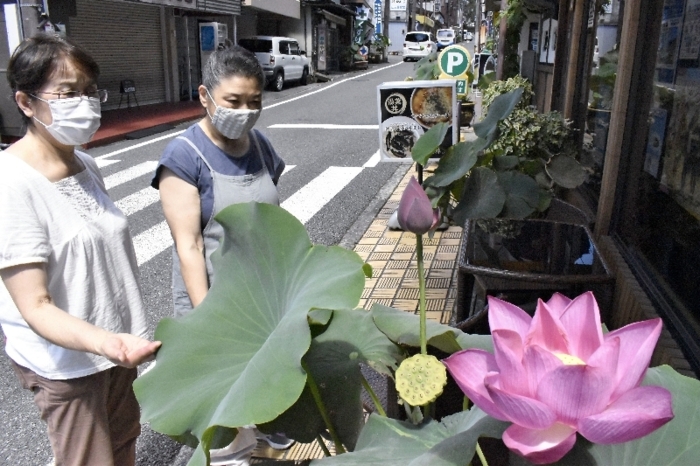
left=1, top=263, right=161, bottom=366
left=99, top=334, right=162, bottom=368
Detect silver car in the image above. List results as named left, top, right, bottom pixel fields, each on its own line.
left=402, top=31, right=436, bottom=62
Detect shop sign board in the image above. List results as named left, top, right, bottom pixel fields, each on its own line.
left=377, top=80, right=458, bottom=162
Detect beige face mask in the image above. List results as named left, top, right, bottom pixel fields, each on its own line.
left=206, top=88, right=261, bottom=140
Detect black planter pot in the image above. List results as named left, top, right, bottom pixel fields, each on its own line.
left=460, top=101, right=475, bottom=128
left=452, top=212, right=615, bottom=331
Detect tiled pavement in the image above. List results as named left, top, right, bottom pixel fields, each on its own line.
left=249, top=165, right=462, bottom=464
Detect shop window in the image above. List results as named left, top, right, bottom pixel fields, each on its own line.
left=615, top=0, right=700, bottom=368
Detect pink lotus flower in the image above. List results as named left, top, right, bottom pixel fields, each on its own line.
left=397, top=176, right=440, bottom=235
left=443, top=292, right=673, bottom=464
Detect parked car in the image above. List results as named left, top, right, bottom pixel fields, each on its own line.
left=238, top=36, right=310, bottom=92
left=464, top=31, right=474, bottom=42
left=402, top=31, right=436, bottom=62
left=436, top=29, right=456, bottom=51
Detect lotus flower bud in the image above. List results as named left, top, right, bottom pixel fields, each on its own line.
left=397, top=176, right=440, bottom=235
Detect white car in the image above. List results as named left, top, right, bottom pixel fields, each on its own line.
left=402, top=31, right=436, bottom=62
left=238, top=36, right=310, bottom=92
left=436, top=29, right=455, bottom=51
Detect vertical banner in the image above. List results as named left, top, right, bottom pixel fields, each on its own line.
left=375, top=0, right=383, bottom=36
left=377, top=80, right=458, bottom=162
left=317, top=23, right=327, bottom=71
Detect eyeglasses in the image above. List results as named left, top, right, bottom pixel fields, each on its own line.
left=35, top=89, right=109, bottom=103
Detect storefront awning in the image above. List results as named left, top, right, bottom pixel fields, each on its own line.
left=415, top=14, right=434, bottom=28
left=322, top=9, right=347, bottom=26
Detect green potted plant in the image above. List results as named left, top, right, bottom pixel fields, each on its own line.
left=413, top=77, right=589, bottom=227
left=339, top=43, right=366, bottom=71
left=369, top=34, right=390, bottom=63
left=131, top=200, right=700, bottom=466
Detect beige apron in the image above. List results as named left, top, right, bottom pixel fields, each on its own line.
left=171, top=131, right=280, bottom=316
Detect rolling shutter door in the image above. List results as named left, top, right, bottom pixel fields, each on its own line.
left=69, top=0, right=165, bottom=109
left=198, top=0, right=241, bottom=15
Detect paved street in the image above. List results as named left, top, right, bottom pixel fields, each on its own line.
left=0, top=55, right=420, bottom=465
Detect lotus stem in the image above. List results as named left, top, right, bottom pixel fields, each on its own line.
left=302, top=360, right=346, bottom=454
left=416, top=234, right=427, bottom=355
left=361, top=374, right=387, bottom=417
left=316, top=434, right=332, bottom=457
left=476, top=441, right=488, bottom=466
left=463, top=396, right=471, bottom=411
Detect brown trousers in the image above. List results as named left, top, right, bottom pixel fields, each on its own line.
left=11, top=361, right=141, bottom=466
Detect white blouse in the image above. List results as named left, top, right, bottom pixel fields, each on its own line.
left=0, top=151, right=148, bottom=380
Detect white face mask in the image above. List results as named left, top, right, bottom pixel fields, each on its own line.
left=32, top=95, right=102, bottom=146
left=206, top=88, right=261, bottom=140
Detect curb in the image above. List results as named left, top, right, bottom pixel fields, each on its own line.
left=338, top=163, right=412, bottom=251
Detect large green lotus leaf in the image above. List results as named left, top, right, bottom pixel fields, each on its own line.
left=552, top=365, right=700, bottom=466
left=452, top=167, right=506, bottom=224
left=473, top=88, right=523, bottom=143
left=546, top=155, right=589, bottom=189
left=260, top=308, right=403, bottom=449
left=370, top=304, right=492, bottom=354
left=493, top=155, right=520, bottom=170
left=310, top=408, right=507, bottom=465
left=133, top=203, right=367, bottom=463
left=423, top=137, right=489, bottom=188
left=498, top=171, right=540, bottom=219
left=411, top=121, right=450, bottom=166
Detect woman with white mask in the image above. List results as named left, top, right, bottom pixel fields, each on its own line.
left=0, top=34, right=160, bottom=465
left=152, top=45, right=289, bottom=465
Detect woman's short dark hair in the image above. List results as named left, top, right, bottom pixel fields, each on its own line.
left=7, top=34, right=99, bottom=122
left=202, top=45, right=265, bottom=90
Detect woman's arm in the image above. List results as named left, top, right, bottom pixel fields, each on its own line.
left=158, top=167, right=209, bottom=308
left=0, top=263, right=160, bottom=367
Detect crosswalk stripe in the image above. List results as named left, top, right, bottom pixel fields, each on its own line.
left=95, top=130, right=185, bottom=160
left=128, top=165, right=297, bottom=266
left=363, top=151, right=381, bottom=168
left=133, top=221, right=172, bottom=266
left=96, top=159, right=121, bottom=168
left=104, top=161, right=158, bottom=189
left=281, top=166, right=363, bottom=225
left=115, top=187, right=160, bottom=217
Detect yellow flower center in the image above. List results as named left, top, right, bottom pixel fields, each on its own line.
left=555, top=352, right=586, bottom=365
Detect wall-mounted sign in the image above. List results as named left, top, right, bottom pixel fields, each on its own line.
left=390, top=0, right=407, bottom=11
left=377, top=80, right=458, bottom=162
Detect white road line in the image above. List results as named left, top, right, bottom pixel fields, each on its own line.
left=95, top=130, right=186, bottom=160
left=133, top=221, right=172, bottom=266
left=265, top=61, right=404, bottom=110
left=268, top=124, right=378, bottom=130
left=96, top=159, right=122, bottom=168
left=282, top=165, right=296, bottom=175
left=103, top=161, right=158, bottom=189
left=281, top=166, right=363, bottom=225
left=363, top=151, right=381, bottom=168
left=115, top=187, right=160, bottom=217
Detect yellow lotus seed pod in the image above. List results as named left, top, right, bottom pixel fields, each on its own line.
left=395, top=354, right=447, bottom=407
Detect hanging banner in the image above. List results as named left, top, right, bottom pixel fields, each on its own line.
left=376, top=80, right=458, bottom=162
